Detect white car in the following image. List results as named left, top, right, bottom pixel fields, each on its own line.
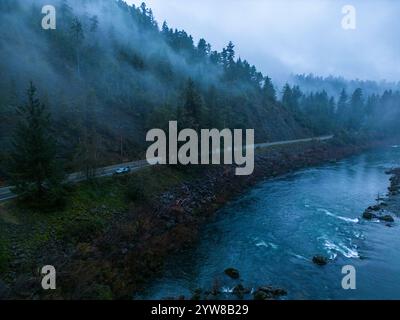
left=114, top=167, right=131, bottom=175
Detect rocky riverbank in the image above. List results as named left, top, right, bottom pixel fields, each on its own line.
left=362, top=168, right=400, bottom=224
left=160, top=267, right=288, bottom=300
left=0, top=137, right=394, bottom=299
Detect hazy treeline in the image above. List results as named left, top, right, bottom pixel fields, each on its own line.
left=290, top=74, right=400, bottom=99
left=281, top=83, right=400, bottom=136
left=0, top=0, right=399, bottom=180
left=0, top=0, right=305, bottom=174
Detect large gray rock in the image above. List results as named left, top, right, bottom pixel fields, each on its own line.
left=379, top=215, right=394, bottom=222
left=312, top=255, right=328, bottom=266
left=253, top=289, right=271, bottom=300
left=224, top=268, right=240, bottom=279
left=363, top=209, right=377, bottom=220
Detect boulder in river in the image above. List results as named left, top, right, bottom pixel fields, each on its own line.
left=224, top=268, right=240, bottom=279
left=271, top=288, right=287, bottom=296
left=379, top=215, right=394, bottom=222
left=363, top=209, right=378, bottom=220
left=258, top=286, right=287, bottom=297
left=312, top=255, right=328, bottom=266
left=233, top=284, right=251, bottom=299
left=253, top=289, right=272, bottom=300
left=191, top=288, right=202, bottom=300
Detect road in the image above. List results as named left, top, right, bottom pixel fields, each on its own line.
left=66, top=159, right=151, bottom=183
left=253, top=134, right=333, bottom=149
left=0, top=186, right=14, bottom=202
left=0, top=135, right=333, bottom=202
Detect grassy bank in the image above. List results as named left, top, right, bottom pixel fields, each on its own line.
left=0, top=166, right=198, bottom=284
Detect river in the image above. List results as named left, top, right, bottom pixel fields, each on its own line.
left=140, top=145, right=400, bottom=300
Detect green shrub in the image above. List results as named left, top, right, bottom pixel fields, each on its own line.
left=62, top=216, right=105, bottom=243
left=126, top=176, right=148, bottom=203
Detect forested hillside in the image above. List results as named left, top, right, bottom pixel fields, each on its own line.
left=0, top=0, right=399, bottom=180
left=0, top=0, right=307, bottom=177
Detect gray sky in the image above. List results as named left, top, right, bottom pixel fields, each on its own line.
left=126, top=0, right=400, bottom=83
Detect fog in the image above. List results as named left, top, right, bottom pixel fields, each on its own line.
left=0, top=0, right=307, bottom=156
left=127, top=0, right=400, bottom=84
left=1, top=0, right=399, bottom=159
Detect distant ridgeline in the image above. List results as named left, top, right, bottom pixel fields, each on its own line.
left=291, top=74, right=400, bottom=99
left=0, top=0, right=399, bottom=172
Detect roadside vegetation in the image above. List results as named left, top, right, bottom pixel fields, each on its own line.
left=0, top=165, right=197, bottom=279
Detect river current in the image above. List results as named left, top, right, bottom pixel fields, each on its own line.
left=141, top=146, right=400, bottom=300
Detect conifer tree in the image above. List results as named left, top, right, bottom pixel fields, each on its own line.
left=70, top=17, right=84, bottom=76
left=262, top=77, right=276, bottom=104
left=337, top=89, right=348, bottom=119
left=179, top=79, right=204, bottom=131
left=9, top=83, right=64, bottom=205
left=349, top=88, right=364, bottom=130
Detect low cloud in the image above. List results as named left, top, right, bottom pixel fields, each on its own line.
left=127, top=0, right=400, bottom=83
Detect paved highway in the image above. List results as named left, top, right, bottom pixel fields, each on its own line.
left=0, top=135, right=333, bottom=202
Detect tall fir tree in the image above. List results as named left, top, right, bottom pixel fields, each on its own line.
left=336, top=89, right=349, bottom=125
left=349, top=88, right=364, bottom=130
left=9, top=83, right=64, bottom=205
left=282, top=84, right=302, bottom=112
left=179, top=79, right=204, bottom=131
left=70, top=17, right=85, bottom=76
left=262, top=76, right=276, bottom=104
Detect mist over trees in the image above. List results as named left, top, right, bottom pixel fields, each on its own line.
left=280, top=83, right=400, bottom=136
left=290, top=74, right=400, bottom=99
left=0, top=0, right=399, bottom=181
left=0, top=0, right=305, bottom=169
